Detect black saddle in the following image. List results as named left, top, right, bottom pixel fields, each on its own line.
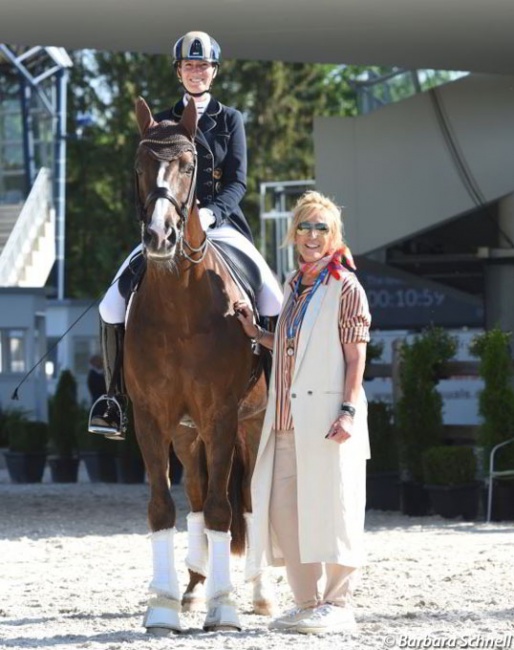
left=117, top=241, right=263, bottom=316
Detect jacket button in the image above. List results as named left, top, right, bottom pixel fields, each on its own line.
left=204, top=180, right=212, bottom=186
left=205, top=167, right=212, bottom=173
left=205, top=195, right=212, bottom=201
left=291, top=393, right=296, bottom=398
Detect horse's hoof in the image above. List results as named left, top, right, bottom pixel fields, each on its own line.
left=143, top=597, right=182, bottom=634
left=253, top=599, right=276, bottom=617
left=203, top=600, right=241, bottom=632
left=146, top=626, right=181, bottom=637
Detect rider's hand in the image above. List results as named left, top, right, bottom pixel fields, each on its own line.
left=198, top=208, right=215, bottom=231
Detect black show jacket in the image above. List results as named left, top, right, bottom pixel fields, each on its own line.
left=155, top=97, right=253, bottom=242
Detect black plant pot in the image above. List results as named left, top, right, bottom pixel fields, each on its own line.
left=366, top=471, right=401, bottom=511
left=4, top=451, right=47, bottom=483
left=426, top=482, right=481, bottom=521
left=400, top=481, right=431, bottom=516
left=80, top=451, right=118, bottom=483
left=116, top=455, right=146, bottom=484
left=487, top=480, right=514, bottom=522
left=48, top=456, right=80, bottom=483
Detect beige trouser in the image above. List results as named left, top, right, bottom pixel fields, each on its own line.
left=270, top=430, right=358, bottom=609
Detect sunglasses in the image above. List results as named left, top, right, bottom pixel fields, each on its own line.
left=296, top=222, right=330, bottom=235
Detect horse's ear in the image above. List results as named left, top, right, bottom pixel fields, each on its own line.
left=135, top=96, right=157, bottom=135
left=180, top=100, right=197, bottom=140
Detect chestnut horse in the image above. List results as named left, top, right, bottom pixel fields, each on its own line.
left=124, top=97, right=273, bottom=635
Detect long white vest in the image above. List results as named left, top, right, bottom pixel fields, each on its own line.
left=251, top=272, right=370, bottom=569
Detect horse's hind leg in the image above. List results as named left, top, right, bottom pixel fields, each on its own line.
left=239, top=416, right=276, bottom=617
left=171, top=427, right=208, bottom=613
left=136, top=414, right=182, bottom=636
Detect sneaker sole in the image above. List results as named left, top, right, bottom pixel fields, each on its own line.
left=295, top=622, right=358, bottom=635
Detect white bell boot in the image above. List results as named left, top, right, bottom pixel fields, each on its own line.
left=143, top=528, right=182, bottom=634
left=203, top=528, right=241, bottom=631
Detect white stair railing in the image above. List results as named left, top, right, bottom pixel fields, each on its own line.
left=0, top=168, right=55, bottom=286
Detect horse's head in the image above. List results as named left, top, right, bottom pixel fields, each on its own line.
left=134, top=97, right=198, bottom=262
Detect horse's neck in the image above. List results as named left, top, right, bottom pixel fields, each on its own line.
left=144, top=249, right=232, bottom=314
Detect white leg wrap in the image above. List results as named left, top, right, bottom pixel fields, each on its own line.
left=243, top=512, right=260, bottom=582
left=204, top=529, right=233, bottom=601
left=185, top=512, right=208, bottom=577
left=148, top=528, right=180, bottom=601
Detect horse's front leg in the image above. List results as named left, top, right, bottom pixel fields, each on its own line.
left=136, top=412, right=182, bottom=636
left=201, top=412, right=241, bottom=631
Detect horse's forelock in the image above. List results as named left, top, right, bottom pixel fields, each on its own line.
left=138, top=121, right=195, bottom=162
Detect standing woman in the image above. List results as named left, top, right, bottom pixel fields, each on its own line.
left=90, top=30, right=283, bottom=439
left=236, top=191, right=371, bottom=635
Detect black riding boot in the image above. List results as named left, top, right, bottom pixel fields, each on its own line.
left=88, top=320, right=127, bottom=440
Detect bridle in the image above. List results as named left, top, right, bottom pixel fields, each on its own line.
left=135, top=133, right=208, bottom=264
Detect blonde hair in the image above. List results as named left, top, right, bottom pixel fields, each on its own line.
left=283, top=191, right=344, bottom=250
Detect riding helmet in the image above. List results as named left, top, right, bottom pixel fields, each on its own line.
left=172, top=31, right=221, bottom=66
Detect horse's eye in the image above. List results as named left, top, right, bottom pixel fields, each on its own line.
left=181, top=164, right=194, bottom=176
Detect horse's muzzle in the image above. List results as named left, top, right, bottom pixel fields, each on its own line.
left=144, top=224, right=178, bottom=259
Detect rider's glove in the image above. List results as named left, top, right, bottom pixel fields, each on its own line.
left=198, top=208, right=215, bottom=231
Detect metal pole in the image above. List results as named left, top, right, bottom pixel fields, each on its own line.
left=19, top=78, right=36, bottom=192
left=54, top=67, right=68, bottom=300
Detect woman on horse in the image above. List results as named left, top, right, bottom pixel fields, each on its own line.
left=90, top=31, right=283, bottom=439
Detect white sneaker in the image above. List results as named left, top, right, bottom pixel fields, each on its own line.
left=268, top=606, right=315, bottom=630
left=293, top=603, right=357, bottom=634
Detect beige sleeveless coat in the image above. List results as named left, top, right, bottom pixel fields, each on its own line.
left=251, top=273, right=370, bottom=570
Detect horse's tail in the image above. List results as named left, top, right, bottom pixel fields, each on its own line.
left=229, top=438, right=246, bottom=555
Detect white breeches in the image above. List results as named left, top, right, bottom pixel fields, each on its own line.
left=99, top=225, right=283, bottom=324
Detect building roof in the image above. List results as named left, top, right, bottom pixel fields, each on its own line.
left=0, top=0, right=513, bottom=74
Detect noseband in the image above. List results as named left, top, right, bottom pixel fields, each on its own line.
left=136, top=131, right=207, bottom=263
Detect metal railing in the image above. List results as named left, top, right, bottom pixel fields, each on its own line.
left=259, top=179, right=315, bottom=280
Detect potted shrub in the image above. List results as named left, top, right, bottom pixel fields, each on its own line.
left=470, top=328, right=514, bottom=521
left=396, top=327, right=457, bottom=516
left=76, top=407, right=117, bottom=483
left=366, top=401, right=400, bottom=510
left=4, top=408, right=48, bottom=483
left=422, top=446, right=480, bottom=520
left=48, top=370, right=80, bottom=482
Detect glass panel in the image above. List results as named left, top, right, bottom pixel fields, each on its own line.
left=8, top=329, right=26, bottom=373
left=45, top=336, right=59, bottom=379
left=73, top=338, right=97, bottom=376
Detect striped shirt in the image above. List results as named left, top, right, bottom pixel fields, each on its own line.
left=183, top=93, right=211, bottom=120
left=273, top=270, right=371, bottom=432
